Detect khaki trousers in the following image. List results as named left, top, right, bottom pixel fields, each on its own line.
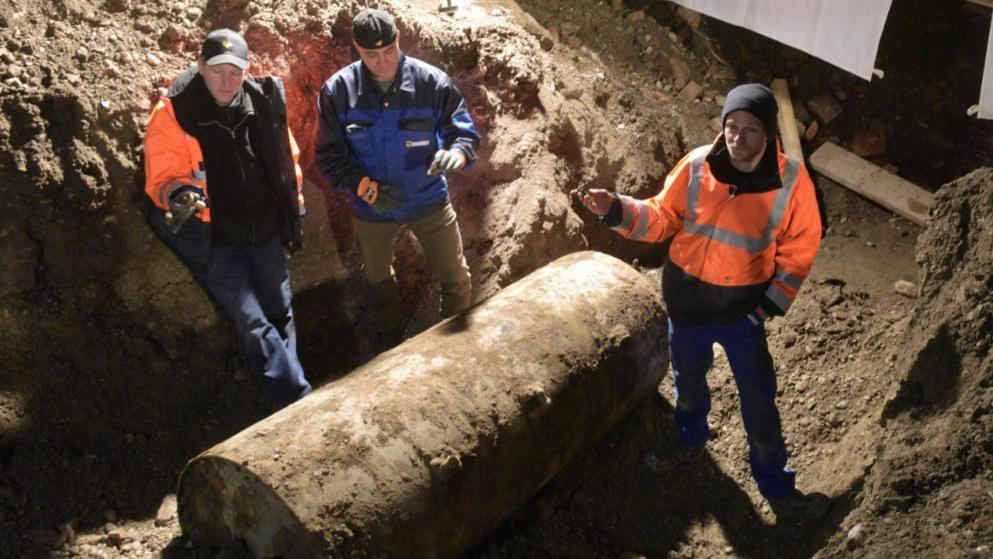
left=352, top=203, right=471, bottom=333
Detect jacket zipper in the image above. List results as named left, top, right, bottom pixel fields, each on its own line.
left=693, top=185, right=739, bottom=268
left=199, top=114, right=256, bottom=245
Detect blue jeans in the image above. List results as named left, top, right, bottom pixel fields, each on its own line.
left=669, top=317, right=795, bottom=500
left=200, top=236, right=312, bottom=408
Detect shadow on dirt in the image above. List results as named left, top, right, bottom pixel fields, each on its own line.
left=470, top=395, right=847, bottom=558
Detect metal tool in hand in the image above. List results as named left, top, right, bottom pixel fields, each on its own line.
left=357, top=177, right=378, bottom=203
left=165, top=191, right=207, bottom=233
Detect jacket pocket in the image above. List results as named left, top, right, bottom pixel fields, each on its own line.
left=345, top=121, right=375, bottom=157
left=400, top=118, right=433, bottom=132
left=398, top=129, right=435, bottom=171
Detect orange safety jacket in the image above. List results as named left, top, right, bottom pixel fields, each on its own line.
left=143, top=70, right=304, bottom=275
left=609, top=142, right=822, bottom=324
left=144, top=93, right=304, bottom=224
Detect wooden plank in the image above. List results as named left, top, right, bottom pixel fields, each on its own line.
left=771, top=79, right=804, bottom=163
left=967, top=0, right=993, bottom=9
left=809, top=142, right=935, bottom=226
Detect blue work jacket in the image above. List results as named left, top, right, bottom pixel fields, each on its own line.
left=314, top=54, right=480, bottom=222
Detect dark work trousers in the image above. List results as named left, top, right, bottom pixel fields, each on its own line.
left=669, top=317, right=795, bottom=500
left=199, top=235, right=312, bottom=408
left=351, top=203, right=472, bottom=333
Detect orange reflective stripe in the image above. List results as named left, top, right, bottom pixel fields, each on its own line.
left=631, top=200, right=654, bottom=240
left=615, top=194, right=637, bottom=233
left=159, top=179, right=187, bottom=207
left=614, top=196, right=671, bottom=242
left=684, top=146, right=710, bottom=217
left=289, top=130, right=304, bottom=207
left=766, top=281, right=794, bottom=312
left=761, top=157, right=799, bottom=239
left=774, top=269, right=804, bottom=290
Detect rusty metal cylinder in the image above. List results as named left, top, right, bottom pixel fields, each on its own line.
left=177, top=251, right=667, bottom=558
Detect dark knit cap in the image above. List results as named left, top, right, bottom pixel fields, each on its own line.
left=720, top=83, right=779, bottom=136
left=353, top=9, right=398, bottom=49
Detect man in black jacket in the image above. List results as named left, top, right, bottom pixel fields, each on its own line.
left=143, top=29, right=311, bottom=408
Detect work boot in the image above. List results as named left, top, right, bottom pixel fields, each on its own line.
left=769, top=490, right=831, bottom=524
left=364, top=278, right=403, bottom=355
left=439, top=278, right=471, bottom=319
left=644, top=442, right=706, bottom=474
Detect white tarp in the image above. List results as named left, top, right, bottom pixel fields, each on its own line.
left=980, top=20, right=993, bottom=119
left=667, top=0, right=893, bottom=81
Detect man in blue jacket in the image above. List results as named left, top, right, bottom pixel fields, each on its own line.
left=315, top=8, right=481, bottom=347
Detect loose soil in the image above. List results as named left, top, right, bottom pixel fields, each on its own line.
left=0, top=0, right=991, bottom=558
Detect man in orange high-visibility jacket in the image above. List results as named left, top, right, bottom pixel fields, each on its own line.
left=577, top=83, right=827, bottom=523
left=143, top=29, right=311, bottom=408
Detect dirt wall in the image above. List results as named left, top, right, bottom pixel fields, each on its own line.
left=815, top=168, right=993, bottom=558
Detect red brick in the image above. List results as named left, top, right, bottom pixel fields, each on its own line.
left=851, top=129, right=887, bottom=158
left=679, top=81, right=703, bottom=101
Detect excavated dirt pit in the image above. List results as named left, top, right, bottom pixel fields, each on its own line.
left=1, top=0, right=992, bottom=557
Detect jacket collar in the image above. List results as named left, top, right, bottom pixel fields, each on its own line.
left=172, top=69, right=258, bottom=118
left=705, top=134, right=784, bottom=194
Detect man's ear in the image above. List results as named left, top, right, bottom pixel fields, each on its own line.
left=196, top=57, right=206, bottom=76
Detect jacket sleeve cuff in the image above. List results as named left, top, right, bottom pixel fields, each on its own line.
left=759, top=297, right=781, bottom=318
left=334, top=172, right=364, bottom=194
left=599, top=195, right=622, bottom=227
left=451, top=141, right=477, bottom=167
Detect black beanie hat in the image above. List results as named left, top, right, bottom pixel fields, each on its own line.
left=720, top=83, right=779, bottom=136
left=353, top=9, right=398, bottom=49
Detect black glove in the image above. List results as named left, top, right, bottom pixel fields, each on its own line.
left=371, top=182, right=405, bottom=214
left=427, top=149, right=466, bottom=176
left=166, top=186, right=206, bottom=233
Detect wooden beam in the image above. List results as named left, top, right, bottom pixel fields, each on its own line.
left=967, top=0, right=993, bottom=9
left=809, top=142, right=934, bottom=226
left=771, top=79, right=804, bottom=163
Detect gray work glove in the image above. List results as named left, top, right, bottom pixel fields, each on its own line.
left=427, top=149, right=466, bottom=176
left=165, top=186, right=207, bottom=233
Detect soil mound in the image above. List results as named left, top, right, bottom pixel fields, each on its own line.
left=818, top=169, right=993, bottom=558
